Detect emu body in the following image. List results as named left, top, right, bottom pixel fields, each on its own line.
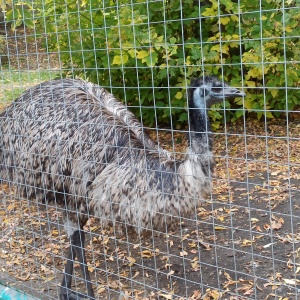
left=0, top=77, right=244, bottom=299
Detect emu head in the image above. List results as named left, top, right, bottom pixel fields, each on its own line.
left=189, top=75, right=245, bottom=108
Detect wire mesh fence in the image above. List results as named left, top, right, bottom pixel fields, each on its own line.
left=0, top=1, right=300, bottom=299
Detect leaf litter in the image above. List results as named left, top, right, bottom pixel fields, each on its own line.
left=1, top=117, right=300, bottom=299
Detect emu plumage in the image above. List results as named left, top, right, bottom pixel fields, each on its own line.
left=0, top=76, right=245, bottom=299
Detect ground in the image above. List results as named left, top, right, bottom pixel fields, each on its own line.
left=1, top=28, right=300, bottom=300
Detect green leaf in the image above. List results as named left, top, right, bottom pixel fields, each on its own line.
left=244, top=95, right=256, bottom=110
left=245, top=81, right=256, bottom=87
left=12, top=19, right=22, bottom=30
left=202, top=8, right=218, bottom=17
left=270, top=89, right=279, bottom=98
left=155, top=101, right=164, bottom=107
left=220, top=0, right=234, bottom=11
left=112, top=54, right=128, bottom=65
left=220, top=17, right=231, bottom=25
left=170, top=37, right=176, bottom=44
left=234, top=109, right=245, bottom=119
left=175, top=91, right=183, bottom=99
left=178, top=112, right=188, bottom=122
left=211, top=45, right=221, bottom=52
left=143, top=51, right=158, bottom=67
left=231, top=15, right=239, bottom=22
left=5, top=9, right=19, bottom=21
left=23, top=0, right=34, bottom=9
left=128, top=49, right=136, bottom=58
left=136, top=50, right=149, bottom=59
left=24, top=19, right=35, bottom=28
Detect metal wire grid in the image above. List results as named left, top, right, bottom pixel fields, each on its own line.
left=0, top=1, right=300, bottom=299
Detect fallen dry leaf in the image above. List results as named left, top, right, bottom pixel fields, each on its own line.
left=140, top=250, right=154, bottom=258
left=126, top=256, right=136, bottom=266
left=158, top=290, right=174, bottom=299
left=214, top=226, right=227, bottom=230
left=283, top=278, right=296, bottom=285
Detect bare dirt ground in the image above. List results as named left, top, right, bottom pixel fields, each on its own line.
left=1, top=28, right=300, bottom=300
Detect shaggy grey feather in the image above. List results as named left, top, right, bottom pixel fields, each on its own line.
left=0, top=76, right=245, bottom=299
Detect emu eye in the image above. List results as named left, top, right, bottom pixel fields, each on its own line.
left=212, top=87, right=222, bottom=93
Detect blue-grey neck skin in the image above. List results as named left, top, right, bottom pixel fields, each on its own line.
left=187, top=85, right=213, bottom=153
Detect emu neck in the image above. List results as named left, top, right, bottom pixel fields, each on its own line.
left=178, top=103, right=214, bottom=200
left=188, top=102, right=212, bottom=154
left=177, top=102, right=214, bottom=196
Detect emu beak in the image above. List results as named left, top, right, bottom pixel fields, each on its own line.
left=218, top=87, right=246, bottom=99
left=208, top=87, right=245, bottom=106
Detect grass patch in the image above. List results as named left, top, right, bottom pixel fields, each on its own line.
left=1, top=69, right=59, bottom=85
left=0, top=69, right=60, bottom=109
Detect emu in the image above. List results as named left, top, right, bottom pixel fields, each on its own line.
left=0, top=76, right=245, bottom=299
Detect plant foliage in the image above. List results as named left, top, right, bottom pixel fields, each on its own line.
left=4, top=0, right=300, bottom=128
left=1, top=0, right=35, bottom=29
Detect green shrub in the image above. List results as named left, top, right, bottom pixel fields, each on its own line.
left=5, top=0, right=300, bottom=128
left=2, top=1, right=35, bottom=30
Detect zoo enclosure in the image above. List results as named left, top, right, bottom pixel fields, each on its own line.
left=0, top=0, right=300, bottom=299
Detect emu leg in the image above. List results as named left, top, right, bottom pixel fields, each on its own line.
left=73, top=229, right=95, bottom=299
left=59, top=230, right=95, bottom=299
left=59, top=244, right=76, bottom=299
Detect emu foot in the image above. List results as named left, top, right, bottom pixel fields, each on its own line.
left=59, top=289, right=92, bottom=300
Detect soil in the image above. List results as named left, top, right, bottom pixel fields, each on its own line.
left=1, top=28, right=300, bottom=300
